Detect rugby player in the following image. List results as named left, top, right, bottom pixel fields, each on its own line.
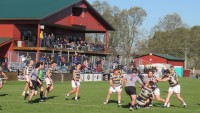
left=104, top=68, right=124, bottom=106
left=136, top=81, right=155, bottom=108
left=37, top=62, right=45, bottom=102
left=124, top=68, right=144, bottom=111
left=22, top=60, right=34, bottom=96
left=0, top=66, right=8, bottom=89
left=44, top=61, right=56, bottom=100
left=66, top=63, right=82, bottom=101
left=143, top=70, right=165, bottom=106
left=27, top=62, right=42, bottom=103
left=157, top=69, right=187, bottom=108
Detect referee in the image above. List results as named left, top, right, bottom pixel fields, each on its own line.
left=124, top=68, right=144, bottom=111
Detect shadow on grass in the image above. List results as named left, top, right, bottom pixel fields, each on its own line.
left=0, top=106, right=2, bottom=110
left=153, top=103, right=177, bottom=107
left=47, top=96, right=58, bottom=100
left=122, top=104, right=130, bottom=108
left=162, top=91, right=168, bottom=93
left=0, top=94, right=8, bottom=96
left=71, top=96, right=81, bottom=100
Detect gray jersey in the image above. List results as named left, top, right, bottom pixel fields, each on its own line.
left=29, top=69, right=39, bottom=81
left=125, top=74, right=143, bottom=87
left=143, top=76, right=158, bottom=89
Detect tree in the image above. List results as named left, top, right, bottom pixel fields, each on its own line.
left=151, top=13, right=187, bottom=33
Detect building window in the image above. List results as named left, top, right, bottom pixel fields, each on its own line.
left=72, top=7, right=83, bottom=17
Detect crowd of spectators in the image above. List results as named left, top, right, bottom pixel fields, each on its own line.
left=39, top=32, right=104, bottom=52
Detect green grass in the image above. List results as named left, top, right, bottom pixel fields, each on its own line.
left=0, top=78, right=200, bottom=113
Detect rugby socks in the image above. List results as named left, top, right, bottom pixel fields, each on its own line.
left=40, top=91, right=44, bottom=99
left=75, top=96, right=78, bottom=100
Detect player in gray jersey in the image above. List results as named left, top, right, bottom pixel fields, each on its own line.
left=0, top=66, right=8, bottom=89
left=22, top=60, right=34, bottom=96
left=143, top=70, right=165, bottom=105
left=157, top=69, right=187, bottom=108
left=27, top=62, right=43, bottom=104
left=66, top=63, right=82, bottom=101
left=104, top=68, right=124, bottom=106
left=124, top=68, right=144, bottom=111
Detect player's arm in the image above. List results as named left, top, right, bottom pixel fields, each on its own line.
left=46, top=69, right=51, bottom=78
left=72, top=70, right=77, bottom=83
left=37, top=78, right=42, bottom=85
left=109, top=79, right=115, bottom=88
left=137, top=76, right=144, bottom=87
left=121, top=76, right=125, bottom=88
left=157, top=77, right=170, bottom=82
left=175, top=73, right=179, bottom=82
left=23, top=67, right=27, bottom=79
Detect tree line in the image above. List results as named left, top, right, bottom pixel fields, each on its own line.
left=91, top=0, right=200, bottom=69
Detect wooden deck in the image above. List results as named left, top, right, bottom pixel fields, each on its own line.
left=13, top=47, right=113, bottom=56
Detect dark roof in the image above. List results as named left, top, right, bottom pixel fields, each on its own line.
left=0, top=38, right=13, bottom=47
left=0, top=0, right=80, bottom=20
left=135, top=53, right=184, bottom=61
left=153, top=53, right=184, bottom=61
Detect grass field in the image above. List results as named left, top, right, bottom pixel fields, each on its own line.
left=0, top=78, right=200, bottom=113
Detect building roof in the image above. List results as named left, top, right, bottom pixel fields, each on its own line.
left=135, top=53, right=184, bottom=61
left=0, top=38, right=13, bottom=47
left=0, top=0, right=115, bottom=31
left=153, top=53, right=184, bottom=61
left=0, top=0, right=80, bottom=20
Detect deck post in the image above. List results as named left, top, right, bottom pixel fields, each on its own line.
left=104, top=31, right=108, bottom=52
left=36, top=24, right=40, bottom=62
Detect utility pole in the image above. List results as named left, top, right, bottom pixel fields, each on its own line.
left=184, top=48, right=188, bottom=69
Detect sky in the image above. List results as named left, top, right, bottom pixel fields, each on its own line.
left=88, top=0, right=200, bottom=31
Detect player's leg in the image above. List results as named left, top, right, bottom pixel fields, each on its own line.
left=66, top=80, right=77, bottom=97
left=174, top=85, right=187, bottom=107
left=154, top=88, right=165, bottom=103
left=0, top=83, right=2, bottom=89
left=163, top=88, right=173, bottom=107
left=116, top=86, right=122, bottom=105
left=104, top=87, right=113, bottom=104
left=39, top=83, right=45, bottom=101
left=75, top=82, right=80, bottom=101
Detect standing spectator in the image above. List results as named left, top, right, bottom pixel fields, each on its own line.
left=40, top=31, right=44, bottom=47
left=46, top=34, right=51, bottom=48
left=43, top=33, right=47, bottom=47
left=50, top=33, right=55, bottom=48
left=61, top=56, right=66, bottom=68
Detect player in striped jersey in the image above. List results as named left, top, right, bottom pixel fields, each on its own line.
left=157, top=69, right=187, bottom=108
left=44, top=61, right=56, bottom=100
left=66, top=63, right=82, bottom=101
left=0, top=66, right=8, bottom=89
left=143, top=70, right=165, bottom=105
left=104, top=68, right=124, bottom=106
left=136, top=81, right=154, bottom=108
left=22, top=60, right=34, bottom=96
